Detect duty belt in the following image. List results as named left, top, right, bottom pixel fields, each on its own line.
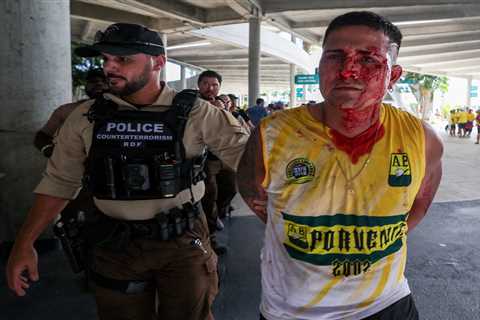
left=95, top=202, right=201, bottom=245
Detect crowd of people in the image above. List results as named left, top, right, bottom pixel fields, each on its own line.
left=6, top=11, right=443, bottom=320
left=447, top=108, right=480, bottom=144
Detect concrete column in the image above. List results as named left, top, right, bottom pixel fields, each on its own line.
left=248, top=13, right=261, bottom=108
left=466, top=76, right=473, bottom=107
left=180, top=65, right=187, bottom=90
left=0, top=0, right=71, bottom=241
left=288, top=34, right=297, bottom=107
left=160, top=33, right=167, bottom=82
left=290, top=64, right=296, bottom=107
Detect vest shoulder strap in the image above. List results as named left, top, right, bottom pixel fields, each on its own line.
left=172, top=89, right=199, bottom=141
left=86, top=96, right=119, bottom=122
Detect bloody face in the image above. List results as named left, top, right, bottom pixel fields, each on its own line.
left=319, top=25, right=398, bottom=129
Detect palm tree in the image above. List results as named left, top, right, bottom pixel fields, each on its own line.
left=403, top=72, right=449, bottom=120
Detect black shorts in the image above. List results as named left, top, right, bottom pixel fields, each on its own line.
left=260, top=294, right=419, bottom=320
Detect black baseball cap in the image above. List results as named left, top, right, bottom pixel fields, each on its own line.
left=75, top=23, right=165, bottom=57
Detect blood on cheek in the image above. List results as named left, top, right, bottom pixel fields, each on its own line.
left=329, top=51, right=389, bottom=162
left=338, top=53, right=388, bottom=127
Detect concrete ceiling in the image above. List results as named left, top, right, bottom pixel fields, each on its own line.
left=70, top=0, right=480, bottom=90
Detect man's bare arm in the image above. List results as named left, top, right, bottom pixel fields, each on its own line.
left=237, top=127, right=268, bottom=223
left=33, top=131, right=54, bottom=157
left=6, top=194, right=69, bottom=296
left=407, top=123, right=444, bottom=232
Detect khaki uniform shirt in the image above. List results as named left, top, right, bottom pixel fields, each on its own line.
left=34, top=84, right=249, bottom=220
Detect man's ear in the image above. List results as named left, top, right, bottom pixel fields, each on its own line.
left=389, top=64, right=403, bottom=89
left=152, top=55, right=166, bottom=71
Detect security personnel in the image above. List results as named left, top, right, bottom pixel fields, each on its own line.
left=6, top=23, right=249, bottom=320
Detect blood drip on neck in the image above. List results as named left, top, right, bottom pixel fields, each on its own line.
left=330, top=121, right=385, bottom=164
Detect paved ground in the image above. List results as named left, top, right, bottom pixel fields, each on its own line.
left=433, top=129, right=480, bottom=203
left=1, top=128, right=479, bottom=319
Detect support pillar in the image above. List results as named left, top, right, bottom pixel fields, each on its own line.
left=160, top=33, right=167, bottom=82
left=290, top=64, right=296, bottom=107
left=288, top=35, right=298, bottom=107
left=180, top=65, right=187, bottom=90
left=0, top=0, right=71, bottom=241
left=466, top=76, right=473, bottom=108
left=248, top=12, right=261, bottom=108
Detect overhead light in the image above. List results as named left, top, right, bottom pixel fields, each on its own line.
left=167, top=41, right=211, bottom=50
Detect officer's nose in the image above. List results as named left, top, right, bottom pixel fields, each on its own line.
left=103, top=59, right=119, bottom=74
left=339, top=57, right=360, bottom=80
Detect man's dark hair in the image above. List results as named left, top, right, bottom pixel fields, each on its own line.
left=86, top=68, right=106, bottom=81
left=323, top=11, right=402, bottom=50
left=256, top=98, right=264, bottom=105
left=197, top=70, right=222, bottom=85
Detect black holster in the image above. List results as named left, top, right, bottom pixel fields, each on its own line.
left=53, top=213, right=88, bottom=273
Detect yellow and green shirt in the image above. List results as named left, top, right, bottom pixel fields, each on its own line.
left=259, top=104, right=425, bottom=320
left=458, top=111, right=468, bottom=123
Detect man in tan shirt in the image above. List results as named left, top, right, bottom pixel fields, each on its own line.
left=6, top=23, right=249, bottom=320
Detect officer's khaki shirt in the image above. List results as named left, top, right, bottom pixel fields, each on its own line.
left=34, top=84, right=249, bottom=220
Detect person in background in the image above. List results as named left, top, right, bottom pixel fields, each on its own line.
left=247, top=98, right=268, bottom=126
left=465, top=108, right=475, bottom=137
left=197, top=70, right=225, bottom=110
left=34, top=68, right=108, bottom=157
left=228, top=94, right=254, bottom=129
left=272, top=101, right=285, bottom=112
left=449, top=109, right=457, bottom=137
left=457, top=108, right=467, bottom=137
left=33, top=69, right=109, bottom=232
left=197, top=71, right=238, bottom=254
left=219, top=94, right=253, bottom=132
left=475, top=109, right=480, bottom=144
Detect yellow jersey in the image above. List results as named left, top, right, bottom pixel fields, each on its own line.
left=259, top=104, right=425, bottom=320
left=458, top=111, right=468, bottom=123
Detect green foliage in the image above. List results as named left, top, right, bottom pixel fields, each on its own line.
left=402, top=72, right=449, bottom=93
left=71, top=42, right=103, bottom=89
left=440, top=104, right=452, bottom=119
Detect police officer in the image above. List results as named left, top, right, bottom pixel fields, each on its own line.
left=6, top=23, right=249, bottom=320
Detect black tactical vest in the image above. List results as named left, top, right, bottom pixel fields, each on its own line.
left=84, top=90, right=205, bottom=200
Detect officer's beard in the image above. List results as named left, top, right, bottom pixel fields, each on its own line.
left=108, top=63, right=151, bottom=97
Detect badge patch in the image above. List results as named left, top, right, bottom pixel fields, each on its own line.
left=388, top=153, right=412, bottom=187
left=286, top=158, right=315, bottom=184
